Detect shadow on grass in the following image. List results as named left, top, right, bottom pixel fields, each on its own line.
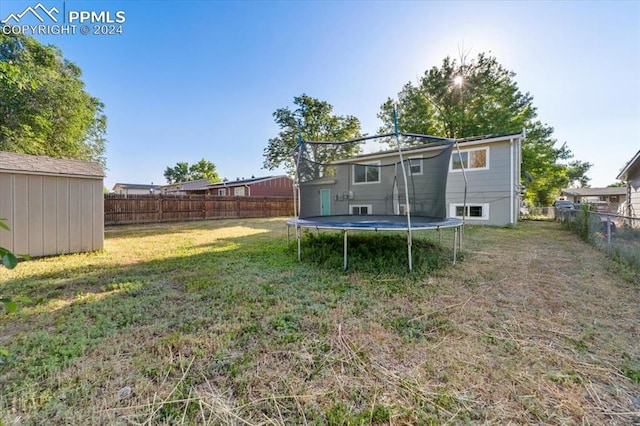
left=297, top=231, right=459, bottom=274
left=0, top=218, right=462, bottom=424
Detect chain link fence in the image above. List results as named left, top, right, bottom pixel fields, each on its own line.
left=556, top=207, right=640, bottom=276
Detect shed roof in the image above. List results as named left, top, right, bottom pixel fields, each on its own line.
left=0, top=151, right=104, bottom=178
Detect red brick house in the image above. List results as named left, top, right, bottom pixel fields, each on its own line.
left=198, top=175, right=293, bottom=197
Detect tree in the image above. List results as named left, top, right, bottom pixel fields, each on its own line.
left=263, top=94, right=363, bottom=176
left=566, top=160, right=593, bottom=188
left=607, top=182, right=625, bottom=188
left=378, top=52, right=591, bottom=205
left=163, top=159, right=220, bottom=184
left=0, top=33, right=107, bottom=166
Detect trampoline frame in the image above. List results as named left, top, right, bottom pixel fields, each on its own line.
left=286, top=215, right=464, bottom=270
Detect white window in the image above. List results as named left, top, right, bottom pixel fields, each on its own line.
left=353, top=162, right=380, bottom=184
left=450, top=148, right=489, bottom=171
left=350, top=205, right=372, bottom=215
left=449, top=203, right=489, bottom=220
left=218, top=188, right=226, bottom=196
left=234, top=187, right=245, bottom=196
left=409, top=157, right=422, bottom=175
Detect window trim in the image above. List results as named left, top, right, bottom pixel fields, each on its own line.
left=408, top=156, right=423, bottom=176
left=352, top=161, right=381, bottom=185
left=218, top=188, right=226, bottom=196
left=449, top=203, right=490, bottom=220
left=449, top=147, right=490, bottom=172
left=350, top=204, right=372, bottom=215
left=234, top=187, right=245, bottom=196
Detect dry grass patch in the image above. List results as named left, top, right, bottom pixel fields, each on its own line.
left=1, top=218, right=638, bottom=424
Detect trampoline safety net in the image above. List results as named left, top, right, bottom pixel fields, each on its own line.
left=294, top=133, right=455, bottom=221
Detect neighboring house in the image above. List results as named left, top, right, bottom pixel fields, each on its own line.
left=203, top=175, right=294, bottom=197
left=112, top=183, right=159, bottom=195
left=298, top=132, right=524, bottom=226
left=560, top=187, right=627, bottom=213
left=159, top=178, right=213, bottom=195
left=616, top=150, right=640, bottom=218
left=0, top=152, right=104, bottom=257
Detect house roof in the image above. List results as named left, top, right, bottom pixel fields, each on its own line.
left=0, top=151, right=104, bottom=178
left=330, top=132, right=524, bottom=165
left=206, top=175, right=292, bottom=189
left=616, top=150, right=640, bottom=180
left=180, top=178, right=215, bottom=191
left=561, top=187, right=627, bottom=197
left=112, top=183, right=159, bottom=190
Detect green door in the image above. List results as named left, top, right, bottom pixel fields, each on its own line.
left=320, top=189, right=331, bottom=216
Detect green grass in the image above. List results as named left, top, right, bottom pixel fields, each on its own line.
left=1, top=218, right=638, bottom=424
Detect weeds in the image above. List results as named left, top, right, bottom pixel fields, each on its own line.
left=0, top=218, right=638, bottom=424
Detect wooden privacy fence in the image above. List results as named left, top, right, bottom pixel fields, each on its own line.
left=104, top=194, right=294, bottom=225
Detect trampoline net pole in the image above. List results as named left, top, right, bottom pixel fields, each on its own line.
left=393, top=106, right=413, bottom=271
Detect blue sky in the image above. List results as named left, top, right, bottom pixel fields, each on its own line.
left=2, top=0, right=639, bottom=189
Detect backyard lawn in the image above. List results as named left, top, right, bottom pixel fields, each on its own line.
left=1, top=218, right=638, bottom=424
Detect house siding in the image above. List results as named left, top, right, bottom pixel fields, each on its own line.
left=446, top=140, right=518, bottom=225
left=616, top=151, right=640, bottom=218
left=300, top=147, right=452, bottom=218
left=209, top=176, right=293, bottom=197
left=298, top=135, right=522, bottom=226
left=628, top=174, right=640, bottom=218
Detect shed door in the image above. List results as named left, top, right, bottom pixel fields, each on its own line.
left=320, top=189, right=331, bottom=216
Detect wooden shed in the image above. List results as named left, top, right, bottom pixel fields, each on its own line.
left=0, top=152, right=104, bottom=258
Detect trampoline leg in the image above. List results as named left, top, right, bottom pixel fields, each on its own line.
left=297, top=226, right=301, bottom=262
left=407, top=231, right=413, bottom=272
left=453, top=227, right=458, bottom=265
left=343, top=230, right=348, bottom=270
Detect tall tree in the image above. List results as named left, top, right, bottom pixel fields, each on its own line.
left=378, top=53, right=591, bottom=205
left=163, top=159, right=220, bottom=184
left=0, top=33, right=107, bottom=166
left=263, top=94, right=363, bottom=177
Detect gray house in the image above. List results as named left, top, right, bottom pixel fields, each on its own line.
left=298, top=132, right=524, bottom=226
left=616, top=149, right=640, bottom=218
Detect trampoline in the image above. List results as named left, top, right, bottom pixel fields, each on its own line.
left=288, top=117, right=467, bottom=271
left=287, top=215, right=463, bottom=270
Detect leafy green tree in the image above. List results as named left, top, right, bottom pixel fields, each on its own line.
left=378, top=52, right=591, bottom=205
left=189, top=158, right=220, bottom=181
left=164, top=162, right=190, bottom=184
left=0, top=33, right=107, bottom=166
left=607, top=182, right=625, bottom=188
left=567, top=160, right=593, bottom=188
left=163, top=159, right=220, bottom=184
left=1, top=219, right=29, bottom=319
left=263, top=94, right=363, bottom=177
